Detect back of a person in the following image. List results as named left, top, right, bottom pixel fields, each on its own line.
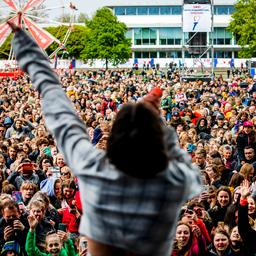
left=79, top=159, right=190, bottom=256
left=9, top=27, right=202, bottom=256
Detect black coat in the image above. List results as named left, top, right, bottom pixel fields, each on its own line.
left=0, top=214, right=29, bottom=255
left=238, top=203, right=256, bottom=255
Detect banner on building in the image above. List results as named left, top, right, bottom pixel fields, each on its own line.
left=183, top=4, right=212, bottom=32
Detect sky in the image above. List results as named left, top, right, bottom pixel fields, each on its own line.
left=44, top=0, right=108, bottom=18
left=1, top=0, right=108, bottom=19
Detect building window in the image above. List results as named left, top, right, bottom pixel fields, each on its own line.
left=160, top=7, right=171, bottom=15
left=214, top=51, right=232, bottom=58
left=171, top=6, right=182, bottom=15
left=159, top=28, right=182, bottom=45
left=115, top=7, right=125, bottom=15
left=159, top=51, right=181, bottom=58
left=148, top=7, right=159, bottom=15
left=134, top=52, right=157, bottom=58
left=137, top=7, right=148, bottom=15
left=125, top=29, right=132, bottom=39
left=126, top=7, right=136, bottom=15
left=214, top=6, right=235, bottom=15
left=114, top=6, right=182, bottom=16
left=134, top=28, right=157, bottom=45
left=212, top=28, right=232, bottom=45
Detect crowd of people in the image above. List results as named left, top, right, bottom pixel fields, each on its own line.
left=1, top=28, right=256, bottom=256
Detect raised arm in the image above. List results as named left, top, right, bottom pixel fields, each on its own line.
left=10, top=27, right=102, bottom=176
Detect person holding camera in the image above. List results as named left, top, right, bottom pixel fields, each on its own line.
left=0, top=201, right=29, bottom=255
left=26, top=213, right=75, bottom=256
left=7, top=159, right=39, bottom=190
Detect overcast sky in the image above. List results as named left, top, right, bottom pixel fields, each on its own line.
left=44, top=0, right=108, bottom=18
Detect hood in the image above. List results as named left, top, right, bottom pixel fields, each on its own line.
left=40, top=177, right=57, bottom=197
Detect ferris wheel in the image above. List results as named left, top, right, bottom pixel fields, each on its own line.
left=0, top=0, right=77, bottom=61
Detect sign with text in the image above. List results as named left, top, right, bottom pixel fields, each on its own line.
left=183, top=4, right=212, bottom=32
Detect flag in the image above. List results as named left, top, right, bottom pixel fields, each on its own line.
left=214, top=58, right=218, bottom=68
left=230, top=58, right=234, bottom=68
left=150, top=58, right=154, bottom=66
left=71, top=58, right=76, bottom=69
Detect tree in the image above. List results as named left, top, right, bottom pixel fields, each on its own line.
left=57, top=13, right=73, bottom=23
left=228, top=0, right=256, bottom=57
left=80, top=7, right=131, bottom=69
left=45, top=25, right=87, bottom=59
left=0, top=34, right=12, bottom=59
left=29, top=4, right=49, bottom=22
left=77, top=13, right=88, bottom=23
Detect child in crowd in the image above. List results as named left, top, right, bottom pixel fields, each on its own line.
left=26, top=213, right=75, bottom=256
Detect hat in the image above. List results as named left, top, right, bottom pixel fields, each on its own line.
left=149, top=87, right=162, bottom=98
left=216, top=114, right=224, bottom=120
left=3, top=117, right=13, bottom=126
left=243, top=121, right=253, bottom=127
left=1, top=241, right=21, bottom=256
left=143, top=87, right=162, bottom=114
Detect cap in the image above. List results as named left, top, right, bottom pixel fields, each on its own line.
left=216, top=114, right=224, bottom=120
left=243, top=121, right=253, bottom=127
left=149, top=87, right=162, bottom=98
left=3, top=117, right=13, bottom=126
left=1, top=241, right=21, bottom=256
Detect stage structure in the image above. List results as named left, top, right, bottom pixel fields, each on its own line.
left=181, top=0, right=214, bottom=81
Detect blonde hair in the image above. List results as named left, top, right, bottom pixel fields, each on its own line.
left=240, top=163, right=254, bottom=180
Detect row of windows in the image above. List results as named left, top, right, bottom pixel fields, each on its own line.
left=214, top=6, right=235, bottom=15
left=114, top=6, right=234, bottom=16
left=130, top=28, right=234, bottom=46
left=134, top=51, right=236, bottom=58
left=114, top=6, right=182, bottom=15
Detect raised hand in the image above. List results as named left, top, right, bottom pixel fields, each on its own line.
left=6, top=21, right=20, bottom=32
left=240, top=180, right=251, bottom=199
left=57, top=230, right=68, bottom=241
left=28, top=214, right=38, bottom=231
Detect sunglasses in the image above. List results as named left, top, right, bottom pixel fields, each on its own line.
left=184, top=209, right=194, bottom=215
left=60, top=172, right=69, bottom=176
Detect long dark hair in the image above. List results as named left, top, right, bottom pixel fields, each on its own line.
left=107, top=103, right=168, bottom=179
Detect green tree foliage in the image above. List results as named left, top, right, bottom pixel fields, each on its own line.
left=0, top=34, right=12, bottom=59
left=80, top=7, right=131, bottom=69
left=57, top=13, right=73, bottom=23
left=0, top=25, right=87, bottom=59
left=46, top=25, right=87, bottom=59
left=228, top=0, right=256, bottom=57
left=77, top=13, right=88, bottom=23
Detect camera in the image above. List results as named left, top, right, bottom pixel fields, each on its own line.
left=6, top=219, right=14, bottom=227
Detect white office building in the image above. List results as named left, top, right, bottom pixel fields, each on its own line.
left=105, top=0, right=239, bottom=60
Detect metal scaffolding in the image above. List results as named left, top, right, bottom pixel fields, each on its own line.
left=181, top=0, right=214, bottom=81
